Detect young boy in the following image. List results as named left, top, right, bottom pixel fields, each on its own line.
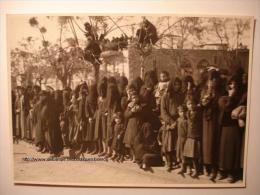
left=111, top=112, right=125, bottom=163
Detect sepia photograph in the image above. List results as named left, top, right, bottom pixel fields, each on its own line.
left=7, top=14, right=254, bottom=187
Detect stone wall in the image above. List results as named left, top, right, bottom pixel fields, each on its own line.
left=128, top=46, right=249, bottom=83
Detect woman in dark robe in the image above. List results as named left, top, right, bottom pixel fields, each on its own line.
left=94, top=77, right=108, bottom=156
left=73, top=84, right=89, bottom=157
left=117, top=76, right=128, bottom=111
left=139, top=70, right=161, bottom=131
left=218, top=75, right=243, bottom=183
left=158, top=78, right=184, bottom=172
left=105, top=83, right=121, bottom=158
left=31, top=85, right=41, bottom=142
left=123, top=92, right=143, bottom=161
left=60, top=87, right=71, bottom=148
left=85, top=82, right=98, bottom=154
left=24, top=86, right=33, bottom=142
left=19, top=87, right=26, bottom=140
left=134, top=122, right=163, bottom=172
left=238, top=73, right=247, bottom=170
left=43, top=90, right=64, bottom=156
left=12, top=90, right=17, bottom=143
left=231, top=71, right=247, bottom=181
left=117, top=76, right=128, bottom=98
left=200, top=70, right=224, bottom=180
left=68, top=91, right=79, bottom=148
left=14, top=87, right=22, bottom=142
left=34, top=91, right=47, bottom=152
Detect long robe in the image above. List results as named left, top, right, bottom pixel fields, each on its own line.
left=94, top=98, right=107, bottom=141
left=34, top=101, right=45, bottom=146
left=76, top=96, right=88, bottom=143
left=43, top=98, right=64, bottom=154
left=68, top=102, right=79, bottom=144
left=20, top=95, right=26, bottom=139
left=85, top=98, right=97, bottom=142
left=134, top=122, right=163, bottom=166
left=159, top=92, right=184, bottom=153
left=15, top=95, right=21, bottom=138
left=201, top=88, right=221, bottom=165
left=123, top=105, right=142, bottom=148
left=218, top=96, right=242, bottom=170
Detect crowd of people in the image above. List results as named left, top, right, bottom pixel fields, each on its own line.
left=12, top=66, right=247, bottom=183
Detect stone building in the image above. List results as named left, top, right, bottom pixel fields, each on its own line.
left=128, top=46, right=249, bottom=83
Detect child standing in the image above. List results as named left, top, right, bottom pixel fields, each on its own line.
left=182, top=98, right=202, bottom=178
left=111, top=112, right=125, bottom=163
left=123, top=92, right=143, bottom=162
left=154, top=71, right=170, bottom=113
left=176, top=105, right=188, bottom=174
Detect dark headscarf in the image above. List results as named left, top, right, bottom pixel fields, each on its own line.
left=106, top=83, right=120, bottom=109
left=130, top=77, right=144, bottom=94
left=168, top=77, right=182, bottom=97
left=143, top=70, right=158, bottom=89
left=98, top=77, right=107, bottom=98
left=117, top=76, right=128, bottom=97
left=87, top=83, right=98, bottom=106
left=107, top=76, right=117, bottom=86
left=62, top=87, right=71, bottom=108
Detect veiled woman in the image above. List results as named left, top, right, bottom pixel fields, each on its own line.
left=43, top=90, right=64, bottom=156
left=200, top=70, right=224, bottom=180
left=218, top=75, right=243, bottom=183
left=158, top=78, right=184, bottom=172
left=85, top=81, right=98, bottom=154
left=105, top=83, right=121, bottom=158
left=94, top=77, right=108, bottom=156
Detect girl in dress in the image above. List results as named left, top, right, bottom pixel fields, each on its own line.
left=176, top=105, right=188, bottom=175
left=183, top=98, right=202, bottom=178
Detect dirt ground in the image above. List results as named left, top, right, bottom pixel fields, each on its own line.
left=13, top=141, right=242, bottom=187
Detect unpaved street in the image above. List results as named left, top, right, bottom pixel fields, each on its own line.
left=13, top=141, right=242, bottom=187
